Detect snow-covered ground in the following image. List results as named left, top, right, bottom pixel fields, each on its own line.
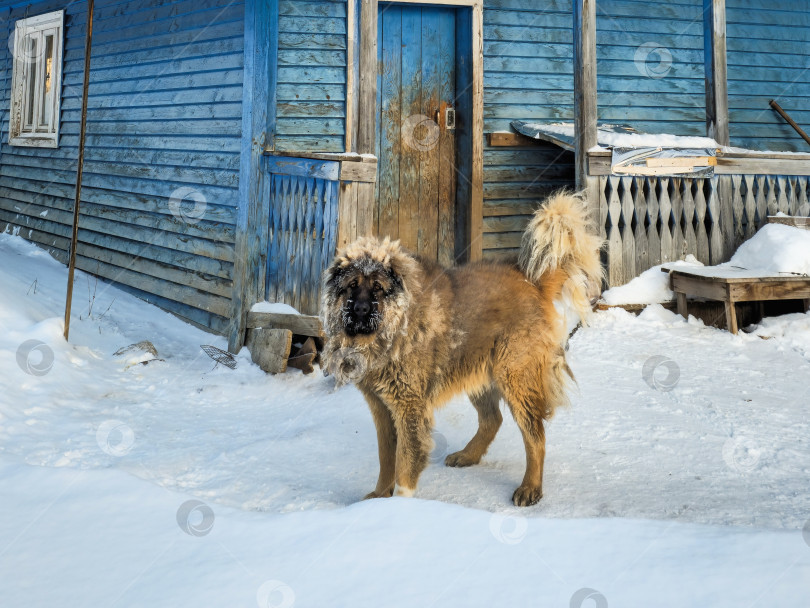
left=2, top=232, right=809, bottom=607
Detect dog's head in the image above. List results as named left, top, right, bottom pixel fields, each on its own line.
left=323, top=237, right=418, bottom=341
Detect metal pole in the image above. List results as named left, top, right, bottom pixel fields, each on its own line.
left=769, top=99, right=810, bottom=148
left=64, top=0, right=94, bottom=341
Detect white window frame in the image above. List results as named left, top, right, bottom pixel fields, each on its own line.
left=9, top=10, right=64, bottom=148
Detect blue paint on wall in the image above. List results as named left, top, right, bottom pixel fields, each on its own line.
left=727, top=0, right=810, bottom=151
left=275, top=0, right=346, bottom=152
left=0, top=0, right=244, bottom=333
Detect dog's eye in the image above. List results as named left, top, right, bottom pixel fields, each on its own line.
left=349, top=280, right=358, bottom=289
left=373, top=282, right=382, bottom=292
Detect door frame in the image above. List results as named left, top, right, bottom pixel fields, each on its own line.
left=352, top=0, right=483, bottom=263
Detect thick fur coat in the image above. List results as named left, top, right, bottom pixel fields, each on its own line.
left=322, top=191, right=603, bottom=506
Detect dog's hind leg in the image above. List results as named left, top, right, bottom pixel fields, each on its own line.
left=362, top=390, right=397, bottom=499
left=497, top=379, right=549, bottom=507
left=445, top=386, right=502, bottom=467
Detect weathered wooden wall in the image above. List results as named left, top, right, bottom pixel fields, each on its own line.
left=482, top=0, right=576, bottom=261
left=0, top=0, right=244, bottom=333
left=596, top=0, right=705, bottom=136
left=726, top=0, right=810, bottom=152
left=274, top=0, right=347, bottom=152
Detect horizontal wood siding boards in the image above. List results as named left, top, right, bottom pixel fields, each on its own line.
left=482, top=1, right=576, bottom=258
left=726, top=0, right=810, bottom=152
left=481, top=141, right=575, bottom=258
left=595, top=0, right=705, bottom=136
left=483, top=0, right=574, bottom=133
left=0, top=0, right=243, bottom=333
left=275, top=0, right=347, bottom=153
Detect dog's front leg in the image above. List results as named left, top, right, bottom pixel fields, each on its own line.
left=361, top=389, right=397, bottom=499
left=391, top=404, right=433, bottom=497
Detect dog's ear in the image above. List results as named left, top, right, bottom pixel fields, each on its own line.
left=324, top=259, right=346, bottom=291
left=384, top=266, right=404, bottom=294
left=383, top=247, right=417, bottom=295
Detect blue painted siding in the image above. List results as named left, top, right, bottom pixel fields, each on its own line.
left=0, top=0, right=244, bottom=333
left=482, top=0, right=576, bottom=260
left=275, top=0, right=346, bottom=152
left=596, top=0, right=705, bottom=135
left=481, top=0, right=709, bottom=259
left=726, top=0, right=810, bottom=152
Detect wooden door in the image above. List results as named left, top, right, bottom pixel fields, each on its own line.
left=376, top=4, right=457, bottom=266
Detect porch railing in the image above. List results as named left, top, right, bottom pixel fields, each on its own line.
left=265, top=157, right=340, bottom=315
left=599, top=174, right=810, bottom=287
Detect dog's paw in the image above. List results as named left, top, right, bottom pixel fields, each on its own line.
left=444, top=450, right=480, bottom=468
left=363, top=488, right=394, bottom=500
left=512, top=485, right=543, bottom=507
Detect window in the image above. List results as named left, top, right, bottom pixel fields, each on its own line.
left=9, top=10, right=64, bottom=148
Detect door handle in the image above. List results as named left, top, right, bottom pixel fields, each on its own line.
left=436, top=103, right=456, bottom=131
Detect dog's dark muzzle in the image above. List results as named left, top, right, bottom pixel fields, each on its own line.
left=344, top=299, right=378, bottom=336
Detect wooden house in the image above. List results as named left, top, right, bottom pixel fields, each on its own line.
left=0, top=0, right=809, bottom=352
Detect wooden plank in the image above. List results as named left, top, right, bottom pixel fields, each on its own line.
left=676, top=291, right=688, bottom=319
left=658, top=177, right=674, bottom=264
left=646, top=157, right=717, bottom=168
left=246, top=328, right=293, bottom=374
left=633, top=177, right=649, bottom=273
left=355, top=181, right=375, bottom=237
left=437, top=8, right=456, bottom=267
left=704, top=0, right=729, bottom=146
left=574, top=0, right=597, bottom=190
left=339, top=160, right=377, bottom=182
left=377, top=5, right=401, bottom=241
left=694, top=178, right=710, bottom=264
left=266, top=156, right=341, bottom=180
left=418, top=8, right=441, bottom=261
left=671, top=273, right=730, bottom=301
left=246, top=311, right=325, bottom=337
left=646, top=177, right=661, bottom=268
left=729, top=280, right=810, bottom=302
left=454, top=7, right=473, bottom=263
left=767, top=215, right=810, bottom=229
left=398, top=5, right=421, bottom=253
left=337, top=180, right=358, bottom=249
left=588, top=152, right=611, bottom=176
left=619, top=176, right=635, bottom=285
left=707, top=177, right=724, bottom=265
left=605, top=175, right=623, bottom=286
left=715, top=157, right=810, bottom=176
left=469, top=1, right=484, bottom=261
left=724, top=300, right=738, bottom=334
left=357, top=0, right=378, bottom=155
left=486, top=132, right=537, bottom=147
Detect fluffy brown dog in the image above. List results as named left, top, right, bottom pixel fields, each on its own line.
left=322, top=191, right=603, bottom=506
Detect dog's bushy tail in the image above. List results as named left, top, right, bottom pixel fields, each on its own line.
left=518, top=190, right=604, bottom=323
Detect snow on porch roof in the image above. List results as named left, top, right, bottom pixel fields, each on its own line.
left=510, top=120, right=721, bottom=151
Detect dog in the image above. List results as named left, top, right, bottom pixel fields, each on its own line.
left=322, top=191, right=603, bottom=506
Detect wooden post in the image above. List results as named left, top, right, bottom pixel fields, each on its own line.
left=704, top=0, right=729, bottom=146
left=574, top=0, right=600, bottom=235
left=64, top=0, right=94, bottom=341
left=228, top=0, right=274, bottom=353
left=357, top=0, right=378, bottom=155
left=345, top=0, right=360, bottom=152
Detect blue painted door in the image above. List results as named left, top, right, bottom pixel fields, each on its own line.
left=376, top=4, right=456, bottom=266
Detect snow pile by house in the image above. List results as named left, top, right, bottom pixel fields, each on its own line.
left=601, top=255, right=703, bottom=305
left=2, top=232, right=809, bottom=607
left=725, top=223, right=810, bottom=275
left=602, top=223, right=810, bottom=305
